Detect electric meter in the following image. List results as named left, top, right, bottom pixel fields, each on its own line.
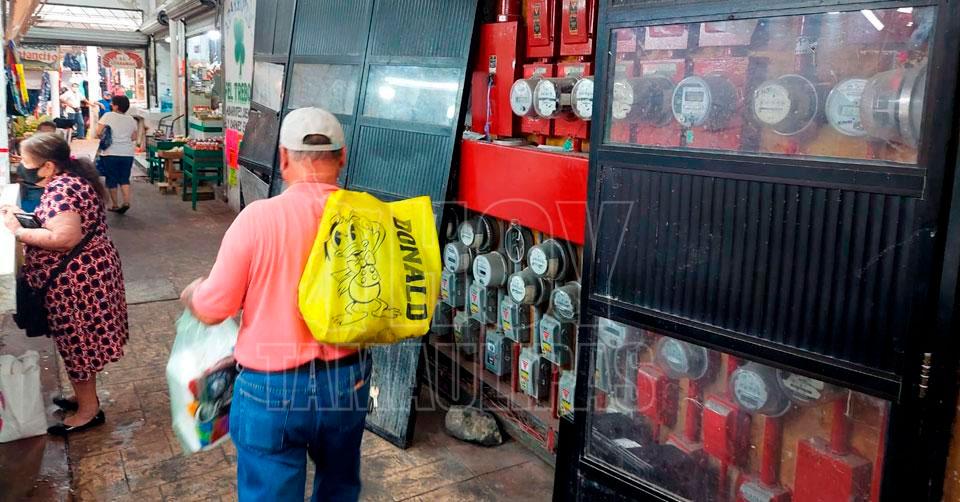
left=558, top=370, right=576, bottom=419
left=533, top=77, right=577, bottom=119
left=860, top=66, right=926, bottom=147
left=440, top=270, right=466, bottom=308
left=777, top=370, right=840, bottom=407
left=552, top=281, right=581, bottom=320
left=500, top=295, right=531, bottom=342
left=612, top=75, right=674, bottom=124
left=459, top=217, right=496, bottom=252
left=510, top=78, right=539, bottom=118
left=539, top=313, right=575, bottom=366
left=596, top=318, right=643, bottom=398
left=730, top=362, right=791, bottom=417
left=503, top=224, right=535, bottom=265
left=825, top=79, right=868, bottom=137
left=453, top=311, right=481, bottom=356
left=468, top=282, right=498, bottom=324
left=443, top=241, right=473, bottom=274
left=484, top=330, right=514, bottom=378
left=473, top=252, right=509, bottom=288
left=431, top=302, right=454, bottom=338
left=752, top=74, right=819, bottom=136
left=508, top=267, right=553, bottom=305
left=519, top=347, right=550, bottom=401
left=672, top=74, right=738, bottom=130
left=654, top=337, right=710, bottom=380
left=528, top=239, right=568, bottom=280
left=571, top=77, right=595, bottom=120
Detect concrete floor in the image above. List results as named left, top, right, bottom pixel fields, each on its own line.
left=0, top=150, right=554, bottom=501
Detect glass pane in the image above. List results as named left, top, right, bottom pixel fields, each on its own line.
left=252, top=62, right=286, bottom=112
left=362, top=65, right=461, bottom=127
left=288, top=64, right=360, bottom=115
left=585, top=318, right=891, bottom=501
left=606, top=7, right=935, bottom=165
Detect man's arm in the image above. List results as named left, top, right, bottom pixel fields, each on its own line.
left=181, top=208, right=257, bottom=324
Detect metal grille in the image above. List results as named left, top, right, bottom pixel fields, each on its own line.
left=593, top=166, right=918, bottom=371
left=367, top=0, right=476, bottom=58
left=348, top=126, right=453, bottom=202
left=292, top=0, right=373, bottom=56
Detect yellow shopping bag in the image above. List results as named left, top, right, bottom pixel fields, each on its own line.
left=298, top=190, right=441, bottom=346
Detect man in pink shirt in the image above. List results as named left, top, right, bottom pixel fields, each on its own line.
left=181, top=108, right=370, bottom=501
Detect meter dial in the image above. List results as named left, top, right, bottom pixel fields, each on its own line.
left=612, top=75, right=675, bottom=124
left=528, top=239, right=568, bottom=280
left=654, top=338, right=710, bottom=380
left=825, top=79, right=868, bottom=137
left=443, top=242, right=474, bottom=274
left=534, top=77, right=577, bottom=119
left=508, top=267, right=553, bottom=305
left=510, top=79, right=538, bottom=117
left=671, top=74, right=738, bottom=130
left=459, top=216, right=497, bottom=252
left=473, top=252, right=509, bottom=288
left=777, top=370, right=840, bottom=407
left=860, top=66, right=926, bottom=147
left=504, top=224, right=535, bottom=265
left=551, top=282, right=581, bottom=320
left=752, top=74, right=819, bottom=136
left=571, top=77, right=594, bottom=121
left=730, top=363, right=791, bottom=417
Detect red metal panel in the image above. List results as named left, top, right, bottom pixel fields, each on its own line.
left=526, top=0, right=559, bottom=59
left=458, top=140, right=588, bottom=244
left=471, top=22, right=522, bottom=138
left=559, top=0, right=595, bottom=56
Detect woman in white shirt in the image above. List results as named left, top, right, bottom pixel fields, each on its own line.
left=96, top=95, right=138, bottom=213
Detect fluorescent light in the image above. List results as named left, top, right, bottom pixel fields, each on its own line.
left=383, top=76, right=458, bottom=91
left=164, top=36, right=171, bottom=43
left=827, top=11, right=840, bottom=15
left=207, top=29, right=221, bottom=40
left=861, top=10, right=885, bottom=31
left=897, top=7, right=913, bottom=14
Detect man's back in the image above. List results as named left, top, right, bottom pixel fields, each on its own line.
left=191, top=182, right=355, bottom=371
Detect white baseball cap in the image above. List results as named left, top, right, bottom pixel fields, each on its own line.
left=279, top=107, right=345, bottom=152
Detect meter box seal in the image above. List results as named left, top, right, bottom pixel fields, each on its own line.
left=500, top=295, right=531, bottom=342
left=440, top=270, right=466, bottom=309
left=518, top=347, right=551, bottom=401
left=484, top=330, right=515, bottom=378
left=558, top=370, right=577, bottom=419
left=539, top=313, right=575, bottom=366
left=453, top=311, right=481, bottom=357
left=468, top=282, right=498, bottom=324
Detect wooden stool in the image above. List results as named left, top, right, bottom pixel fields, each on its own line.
left=157, top=150, right=184, bottom=194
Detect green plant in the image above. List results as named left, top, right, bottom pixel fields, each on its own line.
left=10, top=115, right=54, bottom=138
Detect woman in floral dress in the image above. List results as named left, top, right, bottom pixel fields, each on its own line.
left=1, top=133, right=128, bottom=436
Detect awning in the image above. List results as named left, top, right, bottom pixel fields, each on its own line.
left=22, top=27, right=150, bottom=48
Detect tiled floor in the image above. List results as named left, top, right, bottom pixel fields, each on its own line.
left=0, top=165, right=554, bottom=501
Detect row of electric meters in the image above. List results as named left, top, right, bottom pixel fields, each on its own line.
left=508, top=62, right=926, bottom=146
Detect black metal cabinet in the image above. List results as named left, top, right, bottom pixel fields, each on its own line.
left=557, top=1, right=960, bottom=500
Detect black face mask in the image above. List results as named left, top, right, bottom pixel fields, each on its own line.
left=19, top=165, right=40, bottom=185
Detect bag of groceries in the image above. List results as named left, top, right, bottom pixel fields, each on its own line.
left=166, top=311, right=239, bottom=453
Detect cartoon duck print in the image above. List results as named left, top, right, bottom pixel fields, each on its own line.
left=325, top=211, right=401, bottom=326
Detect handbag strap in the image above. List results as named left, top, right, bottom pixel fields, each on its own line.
left=40, top=230, right=97, bottom=293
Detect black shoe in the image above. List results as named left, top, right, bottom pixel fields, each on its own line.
left=116, top=205, right=130, bottom=215
left=52, top=397, right=78, bottom=411
left=47, top=410, right=105, bottom=436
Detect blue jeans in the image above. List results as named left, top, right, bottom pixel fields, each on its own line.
left=229, top=354, right=372, bottom=502
left=72, top=111, right=85, bottom=138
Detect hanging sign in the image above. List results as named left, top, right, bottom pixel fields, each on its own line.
left=223, top=0, right=256, bottom=133
left=17, top=44, right=59, bottom=69
left=102, top=50, right=144, bottom=69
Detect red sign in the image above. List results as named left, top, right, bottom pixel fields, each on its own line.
left=102, top=50, right=144, bottom=69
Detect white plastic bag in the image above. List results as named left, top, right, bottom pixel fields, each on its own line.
left=166, top=311, right=239, bottom=454
left=0, top=350, right=48, bottom=443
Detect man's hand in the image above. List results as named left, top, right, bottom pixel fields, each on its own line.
left=180, top=277, right=204, bottom=309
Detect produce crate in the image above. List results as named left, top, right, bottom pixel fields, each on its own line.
left=184, top=146, right=224, bottom=162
